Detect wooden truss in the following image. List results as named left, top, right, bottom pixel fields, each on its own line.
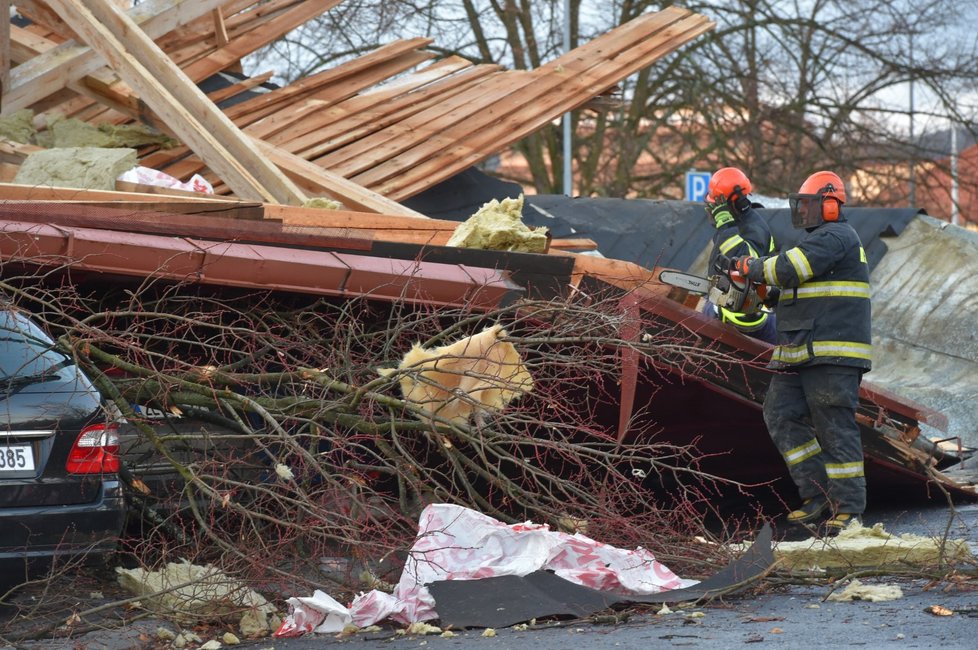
left=0, top=1, right=713, bottom=217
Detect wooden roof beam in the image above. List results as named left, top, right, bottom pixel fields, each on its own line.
left=180, top=0, right=344, bottom=81
left=0, top=0, right=9, bottom=99
left=45, top=0, right=306, bottom=205
left=251, top=138, right=429, bottom=219
left=4, top=0, right=232, bottom=116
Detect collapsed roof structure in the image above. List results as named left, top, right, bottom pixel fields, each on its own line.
left=0, top=1, right=974, bottom=509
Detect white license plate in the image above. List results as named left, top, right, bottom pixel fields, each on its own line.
left=0, top=445, right=35, bottom=472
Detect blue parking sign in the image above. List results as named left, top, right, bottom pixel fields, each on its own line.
left=685, top=171, right=711, bottom=202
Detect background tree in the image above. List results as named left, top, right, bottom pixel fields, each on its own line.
left=253, top=0, right=978, bottom=216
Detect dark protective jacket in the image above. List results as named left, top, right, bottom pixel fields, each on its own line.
left=708, top=205, right=776, bottom=331
left=744, top=217, right=872, bottom=371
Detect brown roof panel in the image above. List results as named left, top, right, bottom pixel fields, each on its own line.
left=0, top=218, right=521, bottom=309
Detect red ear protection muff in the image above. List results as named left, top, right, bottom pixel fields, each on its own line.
left=823, top=198, right=840, bottom=222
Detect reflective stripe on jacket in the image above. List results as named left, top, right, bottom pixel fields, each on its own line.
left=746, top=219, right=871, bottom=370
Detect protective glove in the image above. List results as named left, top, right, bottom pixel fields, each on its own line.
left=732, top=255, right=757, bottom=277
left=729, top=188, right=752, bottom=214
left=706, top=201, right=736, bottom=229
left=762, top=286, right=781, bottom=308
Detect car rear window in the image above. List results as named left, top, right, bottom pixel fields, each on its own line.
left=0, top=309, right=72, bottom=379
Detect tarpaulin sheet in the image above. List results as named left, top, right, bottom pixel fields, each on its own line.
left=428, top=523, right=774, bottom=628
left=275, top=504, right=709, bottom=636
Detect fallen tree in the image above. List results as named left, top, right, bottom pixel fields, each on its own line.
left=0, top=261, right=762, bottom=599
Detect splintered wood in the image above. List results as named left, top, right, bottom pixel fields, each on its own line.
left=0, top=1, right=713, bottom=217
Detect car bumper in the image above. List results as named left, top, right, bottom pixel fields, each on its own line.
left=0, top=480, right=126, bottom=577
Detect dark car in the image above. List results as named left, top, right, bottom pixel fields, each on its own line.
left=0, top=307, right=126, bottom=590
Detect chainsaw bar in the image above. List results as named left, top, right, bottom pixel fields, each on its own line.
left=658, top=269, right=712, bottom=294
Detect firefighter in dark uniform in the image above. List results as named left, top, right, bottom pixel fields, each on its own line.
left=730, top=171, right=871, bottom=533
left=704, top=167, right=777, bottom=344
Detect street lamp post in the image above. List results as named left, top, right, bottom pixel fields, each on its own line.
left=562, top=0, right=572, bottom=196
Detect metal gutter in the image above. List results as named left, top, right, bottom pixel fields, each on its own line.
left=0, top=218, right=523, bottom=309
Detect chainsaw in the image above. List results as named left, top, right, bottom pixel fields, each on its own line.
left=658, top=267, right=770, bottom=314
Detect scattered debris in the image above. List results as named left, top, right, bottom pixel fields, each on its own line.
left=34, top=115, right=177, bottom=149
left=405, top=622, right=443, bottom=635
left=826, top=579, right=904, bottom=602
left=377, top=324, right=533, bottom=426
left=14, top=146, right=137, bottom=190
left=115, top=561, right=278, bottom=634
left=425, top=523, right=773, bottom=629
left=117, top=165, right=214, bottom=193
left=447, top=195, right=548, bottom=253
left=771, top=522, right=974, bottom=570
left=303, top=197, right=344, bottom=210
left=276, top=590, right=353, bottom=636
left=926, top=605, right=955, bottom=616
left=276, top=503, right=727, bottom=636
left=0, top=109, right=37, bottom=143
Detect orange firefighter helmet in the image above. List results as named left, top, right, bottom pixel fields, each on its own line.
left=708, top=167, right=753, bottom=204
left=790, top=170, right=847, bottom=229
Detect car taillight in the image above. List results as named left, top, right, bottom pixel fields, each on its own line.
left=66, top=422, right=120, bottom=474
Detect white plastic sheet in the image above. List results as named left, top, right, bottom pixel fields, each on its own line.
left=275, top=504, right=696, bottom=637
left=117, top=166, right=214, bottom=194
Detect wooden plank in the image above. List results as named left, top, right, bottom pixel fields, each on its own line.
left=263, top=204, right=458, bottom=231
left=317, top=68, right=526, bottom=177
left=212, top=9, right=230, bottom=46
left=0, top=138, right=43, bottom=163
left=156, top=0, right=296, bottom=62
left=178, top=1, right=343, bottom=81
left=141, top=43, right=439, bottom=181
left=251, top=138, right=429, bottom=218
left=0, top=181, right=249, bottom=203
left=0, top=162, right=18, bottom=182
left=376, top=9, right=714, bottom=199
left=223, top=38, right=434, bottom=127
left=0, top=199, right=264, bottom=220
left=346, top=10, right=686, bottom=186
left=316, top=11, right=688, bottom=183
left=113, top=179, right=264, bottom=209
left=293, top=63, right=498, bottom=161
left=549, top=238, right=599, bottom=251
left=206, top=70, right=275, bottom=105
left=255, top=51, right=436, bottom=145
left=11, top=1, right=77, bottom=40
left=0, top=0, right=9, bottom=96
left=246, top=40, right=436, bottom=140
left=283, top=56, right=480, bottom=155
left=135, top=41, right=435, bottom=174
left=46, top=0, right=306, bottom=205
left=4, top=0, right=232, bottom=115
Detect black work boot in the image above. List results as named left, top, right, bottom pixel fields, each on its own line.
left=786, top=496, right=829, bottom=524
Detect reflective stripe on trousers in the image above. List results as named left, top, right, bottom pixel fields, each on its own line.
left=762, top=365, right=866, bottom=514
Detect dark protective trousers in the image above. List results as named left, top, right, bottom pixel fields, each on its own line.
left=762, top=365, right=866, bottom=514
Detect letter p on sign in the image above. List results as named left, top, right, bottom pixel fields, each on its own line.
left=685, top=171, right=711, bottom=202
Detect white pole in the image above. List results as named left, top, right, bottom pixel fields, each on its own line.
left=908, top=32, right=915, bottom=206
left=951, top=126, right=959, bottom=226
left=562, top=0, right=572, bottom=196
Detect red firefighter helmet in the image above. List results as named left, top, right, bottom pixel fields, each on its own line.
left=708, top=167, right=752, bottom=204
left=790, top=171, right=847, bottom=229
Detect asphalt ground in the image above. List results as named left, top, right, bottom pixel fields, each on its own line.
left=3, top=501, right=976, bottom=650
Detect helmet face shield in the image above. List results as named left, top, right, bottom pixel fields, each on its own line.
left=789, top=193, right=824, bottom=229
